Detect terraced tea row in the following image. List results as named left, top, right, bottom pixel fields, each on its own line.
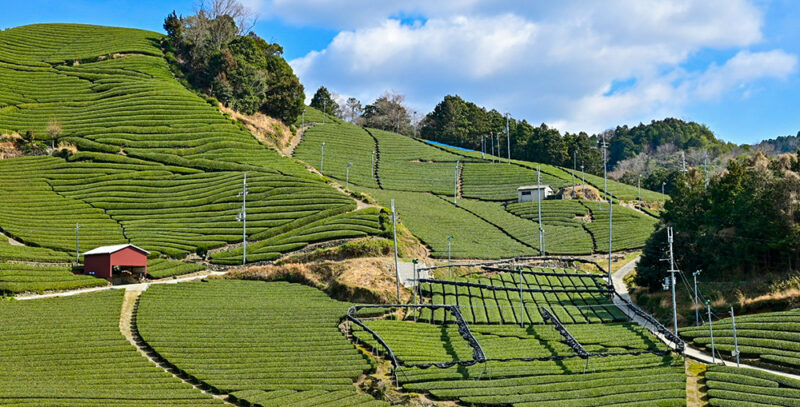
left=0, top=290, right=220, bottom=405
left=705, top=365, right=800, bottom=406
left=349, top=312, right=682, bottom=406
left=294, top=121, right=380, bottom=188
left=354, top=187, right=536, bottom=258
left=211, top=208, right=386, bottom=264
left=137, top=280, right=387, bottom=407
left=418, top=268, right=626, bottom=324
left=681, top=308, right=800, bottom=373
left=0, top=25, right=311, bottom=175
left=0, top=262, right=108, bottom=294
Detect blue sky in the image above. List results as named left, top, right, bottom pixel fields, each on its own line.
left=2, top=0, right=798, bottom=144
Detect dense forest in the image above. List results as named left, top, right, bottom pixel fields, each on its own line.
left=636, top=151, right=800, bottom=289
left=418, top=95, right=732, bottom=177
left=162, top=7, right=304, bottom=123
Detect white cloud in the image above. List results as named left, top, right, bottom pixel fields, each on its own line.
left=284, top=0, right=797, bottom=134
left=693, top=50, right=797, bottom=100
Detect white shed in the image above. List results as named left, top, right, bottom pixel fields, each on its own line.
left=517, top=185, right=553, bottom=203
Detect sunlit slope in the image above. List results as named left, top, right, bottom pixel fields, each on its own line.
left=296, top=118, right=659, bottom=258
left=0, top=24, right=380, bottom=266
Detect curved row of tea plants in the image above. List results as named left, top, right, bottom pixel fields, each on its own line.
left=0, top=290, right=221, bottom=405
left=136, top=280, right=387, bottom=407
left=705, top=365, right=800, bottom=406
left=681, top=309, right=800, bottom=373
left=0, top=262, right=108, bottom=294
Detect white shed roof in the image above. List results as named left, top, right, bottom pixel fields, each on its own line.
left=83, top=244, right=150, bottom=256
left=517, top=185, right=553, bottom=191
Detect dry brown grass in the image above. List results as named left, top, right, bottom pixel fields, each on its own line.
left=227, top=257, right=410, bottom=303
left=219, top=105, right=295, bottom=155
left=0, top=132, right=22, bottom=159
left=560, top=184, right=602, bottom=201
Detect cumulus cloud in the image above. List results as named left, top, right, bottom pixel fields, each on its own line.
left=281, top=0, right=797, bottom=133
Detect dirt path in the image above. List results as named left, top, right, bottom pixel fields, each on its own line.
left=686, top=359, right=707, bottom=407
left=287, top=125, right=308, bottom=157
left=0, top=231, right=24, bottom=246
left=120, top=287, right=236, bottom=405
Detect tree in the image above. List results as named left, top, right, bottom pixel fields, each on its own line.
left=198, top=0, right=258, bottom=35
left=363, top=92, right=411, bottom=135
left=344, top=97, right=362, bottom=123
left=635, top=151, right=800, bottom=290
left=163, top=6, right=304, bottom=124
left=310, top=86, right=340, bottom=118
left=46, top=118, right=62, bottom=148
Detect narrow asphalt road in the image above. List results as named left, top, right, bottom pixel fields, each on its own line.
left=611, top=256, right=800, bottom=380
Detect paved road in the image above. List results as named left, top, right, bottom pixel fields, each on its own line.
left=612, top=256, right=800, bottom=380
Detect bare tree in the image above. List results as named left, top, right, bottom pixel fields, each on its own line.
left=47, top=118, right=62, bottom=149
left=344, top=97, right=362, bottom=123
left=198, top=0, right=258, bottom=34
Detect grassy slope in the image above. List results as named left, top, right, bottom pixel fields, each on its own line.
left=0, top=24, right=384, bottom=287
left=297, top=118, right=661, bottom=258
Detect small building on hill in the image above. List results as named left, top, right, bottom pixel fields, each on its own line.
left=82, top=244, right=148, bottom=282
left=517, top=185, right=553, bottom=203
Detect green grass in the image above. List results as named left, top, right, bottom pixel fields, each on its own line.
left=0, top=290, right=221, bottom=405
left=137, top=280, right=386, bottom=406
left=681, top=309, right=800, bottom=373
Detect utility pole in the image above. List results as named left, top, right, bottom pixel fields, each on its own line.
left=537, top=166, right=544, bottom=255
left=236, top=173, right=249, bottom=265
left=490, top=132, right=495, bottom=163
left=371, top=151, right=376, bottom=180
left=707, top=300, right=715, bottom=363
left=323, top=100, right=326, bottom=125
left=413, top=111, right=417, bottom=138
left=413, top=258, right=419, bottom=320
left=681, top=151, right=687, bottom=172
left=572, top=150, right=577, bottom=198
left=481, top=136, right=485, bottom=159
left=704, top=151, right=710, bottom=189
left=453, top=160, right=460, bottom=204
left=662, top=181, right=666, bottom=197
left=693, top=270, right=702, bottom=326
left=638, top=174, right=643, bottom=202
left=302, top=109, right=306, bottom=127
left=517, top=266, right=525, bottom=328
left=345, top=163, right=353, bottom=189
left=391, top=199, right=400, bottom=302
left=320, top=142, right=326, bottom=174
left=608, top=195, right=613, bottom=283
left=599, top=134, right=608, bottom=201
left=447, top=235, right=454, bottom=279
left=731, top=306, right=740, bottom=367
left=75, top=223, right=80, bottom=263
left=667, top=227, right=678, bottom=335
left=506, top=112, right=511, bottom=164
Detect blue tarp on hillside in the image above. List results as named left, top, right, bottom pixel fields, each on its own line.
left=424, top=140, right=476, bottom=152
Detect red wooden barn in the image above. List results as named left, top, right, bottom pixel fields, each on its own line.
left=82, top=244, right=149, bottom=281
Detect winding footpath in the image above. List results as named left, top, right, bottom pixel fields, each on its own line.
left=611, top=256, right=800, bottom=380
